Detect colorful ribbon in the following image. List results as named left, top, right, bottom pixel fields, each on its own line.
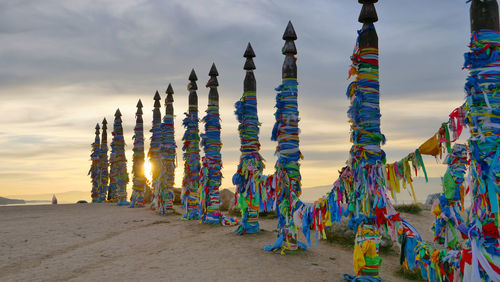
left=182, top=92, right=201, bottom=220
left=265, top=77, right=306, bottom=254
left=130, top=112, right=147, bottom=208
left=157, top=109, right=177, bottom=215
left=200, top=89, right=234, bottom=224
left=233, top=89, right=267, bottom=234
left=98, top=121, right=109, bottom=203
left=89, top=126, right=100, bottom=203
left=149, top=105, right=163, bottom=211
left=109, top=114, right=129, bottom=205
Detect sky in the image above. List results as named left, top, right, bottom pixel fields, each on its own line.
left=0, top=0, right=472, bottom=197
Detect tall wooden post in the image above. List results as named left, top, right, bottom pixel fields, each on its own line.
left=90, top=123, right=101, bottom=202
left=150, top=91, right=163, bottom=211
left=99, top=118, right=109, bottom=202
left=340, top=0, right=387, bottom=277
left=130, top=100, right=147, bottom=207
left=461, top=1, right=500, bottom=280
left=234, top=43, right=266, bottom=234
left=158, top=83, right=177, bottom=215
left=182, top=69, right=201, bottom=219
left=265, top=21, right=305, bottom=254
left=110, top=109, right=129, bottom=205
left=200, top=63, right=228, bottom=224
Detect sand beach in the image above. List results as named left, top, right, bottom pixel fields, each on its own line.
left=0, top=203, right=435, bottom=281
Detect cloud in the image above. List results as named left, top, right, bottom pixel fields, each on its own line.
left=0, top=0, right=473, bottom=195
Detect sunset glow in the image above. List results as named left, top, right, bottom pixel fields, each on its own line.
left=144, top=160, right=153, bottom=183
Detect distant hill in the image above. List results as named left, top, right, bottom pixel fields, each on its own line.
left=5, top=191, right=90, bottom=204
left=0, top=196, right=25, bottom=205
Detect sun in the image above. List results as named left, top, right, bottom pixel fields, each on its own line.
left=144, top=160, right=153, bottom=183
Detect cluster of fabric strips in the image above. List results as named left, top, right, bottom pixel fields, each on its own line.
left=233, top=90, right=267, bottom=234
left=265, top=77, right=305, bottom=254
left=342, top=27, right=390, bottom=244
left=398, top=214, right=499, bottom=281
left=396, top=29, right=500, bottom=282
left=98, top=132, right=109, bottom=202
left=182, top=109, right=201, bottom=220
left=157, top=111, right=176, bottom=215
left=130, top=119, right=146, bottom=207
left=353, top=225, right=382, bottom=277
left=109, top=118, right=129, bottom=205
left=431, top=144, right=468, bottom=249
left=385, top=149, right=426, bottom=203
left=462, top=29, right=500, bottom=280
left=149, top=111, right=162, bottom=212
left=200, top=96, right=229, bottom=224
left=89, top=132, right=101, bottom=202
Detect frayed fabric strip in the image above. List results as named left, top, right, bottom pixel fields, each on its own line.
left=89, top=126, right=101, bottom=203
left=234, top=90, right=266, bottom=235
left=109, top=113, right=129, bottom=205
left=182, top=97, right=201, bottom=220
left=157, top=112, right=176, bottom=215
left=130, top=106, right=147, bottom=208
left=200, top=87, right=235, bottom=225
left=266, top=77, right=306, bottom=254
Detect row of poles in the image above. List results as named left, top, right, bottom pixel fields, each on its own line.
left=88, top=0, right=499, bottom=280
left=88, top=19, right=300, bottom=225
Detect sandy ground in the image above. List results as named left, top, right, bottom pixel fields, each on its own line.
left=0, top=203, right=434, bottom=281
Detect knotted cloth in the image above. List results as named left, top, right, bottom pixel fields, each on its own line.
left=265, top=77, right=306, bottom=254
left=130, top=116, right=147, bottom=207
left=157, top=110, right=177, bottom=215
left=182, top=85, right=201, bottom=220
left=233, top=89, right=267, bottom=234
left=89, top=129, right=101, bottom=202
left=109, top=116, right=129, bottom=205
left=149, top=107, right=163, bottom=211
left=200, top=89, right=234, bottom=225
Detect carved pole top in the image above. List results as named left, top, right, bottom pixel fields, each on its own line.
left=166, top=83, right=174, bottom=103
left=282, top=21, right=297, bottom=79
left=166, top=83, right=174, bottom=95
left=470, top=0, right=499, bottom=32
left=359, top=3, right=378, bottom=23
left=166, top=83, right=174, bottom=116
left=101, top=118, right=108, bottom=143
left=358, top=1, right=378, bottom=48
left=189, top=68, right=198, bottom=81
left=244, top=43, right=257, bottom=92
left=206, top=63, right=219, bottom=88
left=283, top=21, right=297, bottom=40
left=153, top=90, right=161, bottom=108
left=244, top=42, right=256, bottom=70
left=244, top=42, right=256, bottom=58
left=136, top=99, right=143, bottom=117
left=209, top=63, right=219, bottom=77
left=207, top=63, right=219, bottom=102
left=114, top=108, right=122, bottom=123
left=189, top=68, right=198, bottom=91
left=94, top=123, right=100, bottom=143
left=188, top=69, right=198, bottom=111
